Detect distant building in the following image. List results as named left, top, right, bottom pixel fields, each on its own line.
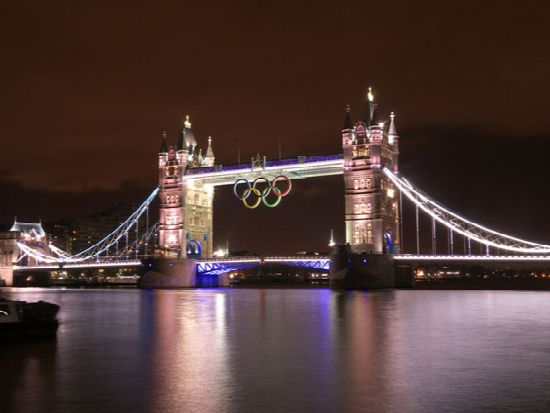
left=45, top=203, right=140, bottom=255
left=9, top=219, right=51, bottom=266
left=10, top=220, right=46, bottom=243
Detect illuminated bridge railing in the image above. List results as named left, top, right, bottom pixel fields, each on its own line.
left=394, top=255, right=550, bottom=262
left=186, top=154, right=344, bottom=176
left=196, top=256, right=331, bottom=276
left=14, top=260, right=143, bottom=271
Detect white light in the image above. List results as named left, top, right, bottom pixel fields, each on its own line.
left=213, top=248, right=228, bottom=258
left=383, top=168, right=550, bottom=254
left=394, top=255, right=550, bottom=262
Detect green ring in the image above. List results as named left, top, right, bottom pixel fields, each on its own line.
left=262, top=186, right=282, bottom=207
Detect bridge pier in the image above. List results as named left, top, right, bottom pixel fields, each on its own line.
left=329, top=245, right=414, bottom=289
left=0, top=267, right=14, bottom=287
left=0, top=232, right=19, bottom=287
left=140, top=258, right=198, bottom=288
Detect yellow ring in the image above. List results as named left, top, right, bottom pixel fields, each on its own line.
left=242, top=188, right=262, bottom=209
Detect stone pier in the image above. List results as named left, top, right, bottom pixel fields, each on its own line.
left=0, top=232, right=19, bottom=287
left=329, top=245, right=414, bottom=289
left=139, top=258, right=198, bottom=288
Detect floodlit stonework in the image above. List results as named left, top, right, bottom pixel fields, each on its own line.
left=158, top=120, right=214, bottom=259
left=342, top=89, right=401, bottom=254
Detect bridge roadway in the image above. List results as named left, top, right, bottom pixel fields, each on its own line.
left=15, top=255, right=550, bottom=273
left=394, top=255, right=550, bottom=263
left=13, top=256, right=332, bottom=273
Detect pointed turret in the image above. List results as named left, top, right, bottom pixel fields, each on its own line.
left=362, top=87, right=376, bottom=125
left=342, top=105, right=355, bottom=146
left=183, top=115, right=197, bottom=147
left=343, top=104, right=353, bottom=130
left=329, top=228, right=336, bottom=247
left=197, top=148, right=204, bottom=166
left=175, top=128, right=188, bottom=166
left=389, top=112, right=400, bottom=172
left=388, top=112, right=398, bottom=136
left=204, top=136, right=215, bottom=167
left=159, top=131, right=168, bottom=153
left=370, top=103, right=383, bottom=126
left=177, top=128, right=186, bottom=151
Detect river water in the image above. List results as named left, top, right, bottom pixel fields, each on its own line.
left=1, top=288, right=550, bottom=413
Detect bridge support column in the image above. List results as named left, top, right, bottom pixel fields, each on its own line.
left=0, top=267, right=14, bottom=287
left=329, top=245, right=414, bottom=289
left=0, top=232, right=19, bottom=287
left=139, top=258, right=198, bottom=288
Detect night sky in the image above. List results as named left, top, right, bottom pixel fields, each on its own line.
left=1, top=1, right=549, bottom=254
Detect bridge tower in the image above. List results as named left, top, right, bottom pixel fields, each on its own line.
left=158, top=131, right=186, bottom=257
left=342, top=88, right=401, bottom=254
left=157, top=118, right=215, bottom=259
left=0, top=232, right=18, bottom=286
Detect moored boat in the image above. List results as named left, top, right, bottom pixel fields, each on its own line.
left=0, top=299, right=59, bottom=340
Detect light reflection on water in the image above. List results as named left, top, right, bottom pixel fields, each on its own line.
left=1, top=288, right=550, bottom=413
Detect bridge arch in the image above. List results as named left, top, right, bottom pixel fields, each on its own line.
left=186, top=240, right=202, bottom=259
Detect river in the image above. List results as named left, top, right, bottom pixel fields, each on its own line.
left=1, top=288, right=550, bottom=412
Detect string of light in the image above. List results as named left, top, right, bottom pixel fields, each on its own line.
left=383, top=168, right=550, bottom=254
left=16, top=188, right=160, bottom=264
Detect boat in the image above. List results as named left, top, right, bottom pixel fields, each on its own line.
left=0, top=298, right=59, bottom=340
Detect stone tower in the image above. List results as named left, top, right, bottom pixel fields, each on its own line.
left=0, top=232, right=19, bottom=286
left=158, top=131, right=186, bottom=257
left=343, top=88, right=401, bottom=254
left=157, top=117, right=215, bottom=259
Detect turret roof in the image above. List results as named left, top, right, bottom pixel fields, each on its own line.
left=10, top=221, right=46, bottom=237
left=343, top=105, right=353, bottom=130
left=159, top=131, right=168, bottom=153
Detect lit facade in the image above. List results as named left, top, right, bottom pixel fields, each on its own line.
left=158, top=119, right=215, bottom=258
left=342, top=89, right=401, bottom=254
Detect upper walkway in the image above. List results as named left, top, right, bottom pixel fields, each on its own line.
left=185, top=154, right=344, bottom=186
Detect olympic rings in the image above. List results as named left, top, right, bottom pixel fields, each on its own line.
left=233, top=175, right=292, bottom=209
left=242, top=187, right=262, bottom=209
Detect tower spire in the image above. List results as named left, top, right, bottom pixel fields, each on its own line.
left=205, top=136, right=215, bottom=166
left=362, top=86, right=376, bottom=125
left=329, top=228, right=336, bottom=247
left=388, top=112, right=398, bottom=136
left=159, top=131, right=168, bottom=153
left=177, top=128, right=186, bottom=151
left=367, top=86, right=374, bottom=103
left=183, top=115, right=197, bottom=148
left=343, top=104, right=353, bottom=130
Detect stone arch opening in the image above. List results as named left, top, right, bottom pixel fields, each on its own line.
left=186, top=240, right=202, bottom=259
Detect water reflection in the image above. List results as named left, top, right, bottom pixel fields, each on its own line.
left=149, top=290, right=231, bottom=412
left=2, top=288, right=550, bottom=412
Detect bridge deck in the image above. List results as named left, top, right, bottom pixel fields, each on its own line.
left=185, top=154, right=344, bottom=186
left=16, top=255, right=550, bottom=272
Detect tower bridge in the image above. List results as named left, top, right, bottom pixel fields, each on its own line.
left=3, top=88, right=550, bottom=288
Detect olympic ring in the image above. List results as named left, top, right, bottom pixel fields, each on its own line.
left=233, top=175, right=292, bottom=208
left=242, top=187, right=262, bottom=209
left=233, top=178, right=251, bottom=199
